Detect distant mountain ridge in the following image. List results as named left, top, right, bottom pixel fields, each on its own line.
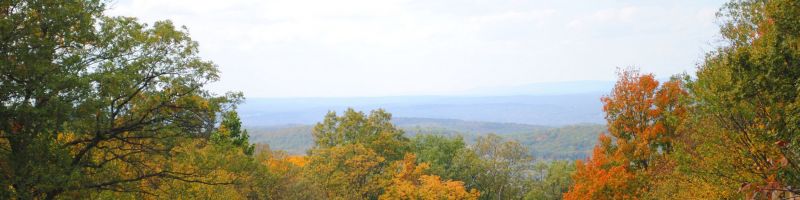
left=240, top=94, right=606, bottom=127
left=238, top=80, right=612, bottom=127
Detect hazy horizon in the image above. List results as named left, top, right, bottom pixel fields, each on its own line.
left=107, top=0, right=726, bottom=98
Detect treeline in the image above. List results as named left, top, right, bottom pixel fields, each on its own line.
left=286, top=108, right=573, bottom=199
left=563, top=0, right=800, bottom=199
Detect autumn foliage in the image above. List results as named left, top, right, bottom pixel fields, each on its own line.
left=380, top=154, right=480, bottom=200
left=563, top=136, right=637, bottom=200
left=601, top=70, right=686, bottom=170
left=564, top=69, right=687, bottom=199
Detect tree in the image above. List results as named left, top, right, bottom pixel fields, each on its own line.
left=525, top=160, right=575, bottom=200
left=467, top=134, right=534, bottom=200
left=154, top=110, right=265, bottom=200
left=312, top=108, right=409, bottom=161
left=380, top=154, right=480, bottom=200
left=563, top=135, right=638, bottom=200
left=130, top=138, right=264, bottom=200
left=256, top=148, right=320, bottom=200
left=680, top=0, right=800, bottom=197
left=307, top=108, right=412, bottom=199
left=212, top=110, right=255, bottom=155
left=601, top=69, right=687, bottom=170
left=565, top=69, right=687, bottom=199
left=0, top=1, right=238, bottom=199
left=308, top=143, right=386, bottom=199
left=411, top=134, right=468, bottom=180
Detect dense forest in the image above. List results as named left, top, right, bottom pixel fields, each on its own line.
left=2, top=0, right=800, bottom=199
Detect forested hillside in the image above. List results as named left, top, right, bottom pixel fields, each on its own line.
left=2, top=0, right=799, bottom=199
left=249, top=119, right=603, bottom=160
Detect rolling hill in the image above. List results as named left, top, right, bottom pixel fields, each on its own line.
left=248, top=117, right=604, bottom=160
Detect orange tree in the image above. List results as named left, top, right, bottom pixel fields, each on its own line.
left=563, top=135, right=637, bottom=200
left=564, top=69, right=687, bottom=199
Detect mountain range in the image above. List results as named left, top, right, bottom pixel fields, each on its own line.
left=239, top=80, right=614, bottom=127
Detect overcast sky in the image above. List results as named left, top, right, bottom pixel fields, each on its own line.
left=107, top=0, right=727, bottom=98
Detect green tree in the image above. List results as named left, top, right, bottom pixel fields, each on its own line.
left=213, top=110, right=255, bottom=155
left=0, top=1, right=238, bottom=199
left=307, top=108, right=410, bottom=199
left=453, top=134, right=533, bottom=200
left=411, top=134, right=468, bottom=180
left=677, top=0, right=800, bottom=198
left=525, top=161, right=575, bottom=200
left=311, top=108, right=409, bottom=161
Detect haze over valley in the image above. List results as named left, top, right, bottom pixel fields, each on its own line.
left=240, top=81, right=613, bottom=160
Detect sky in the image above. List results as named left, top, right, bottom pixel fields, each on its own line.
left=107, top=0, right=727, bottom=98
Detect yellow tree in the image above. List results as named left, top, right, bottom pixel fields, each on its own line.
left=380, top=154, right=479, bottom=200
left=258, top=148, right=320, bottom=200
left=308, top=143, right=386, bottom=199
